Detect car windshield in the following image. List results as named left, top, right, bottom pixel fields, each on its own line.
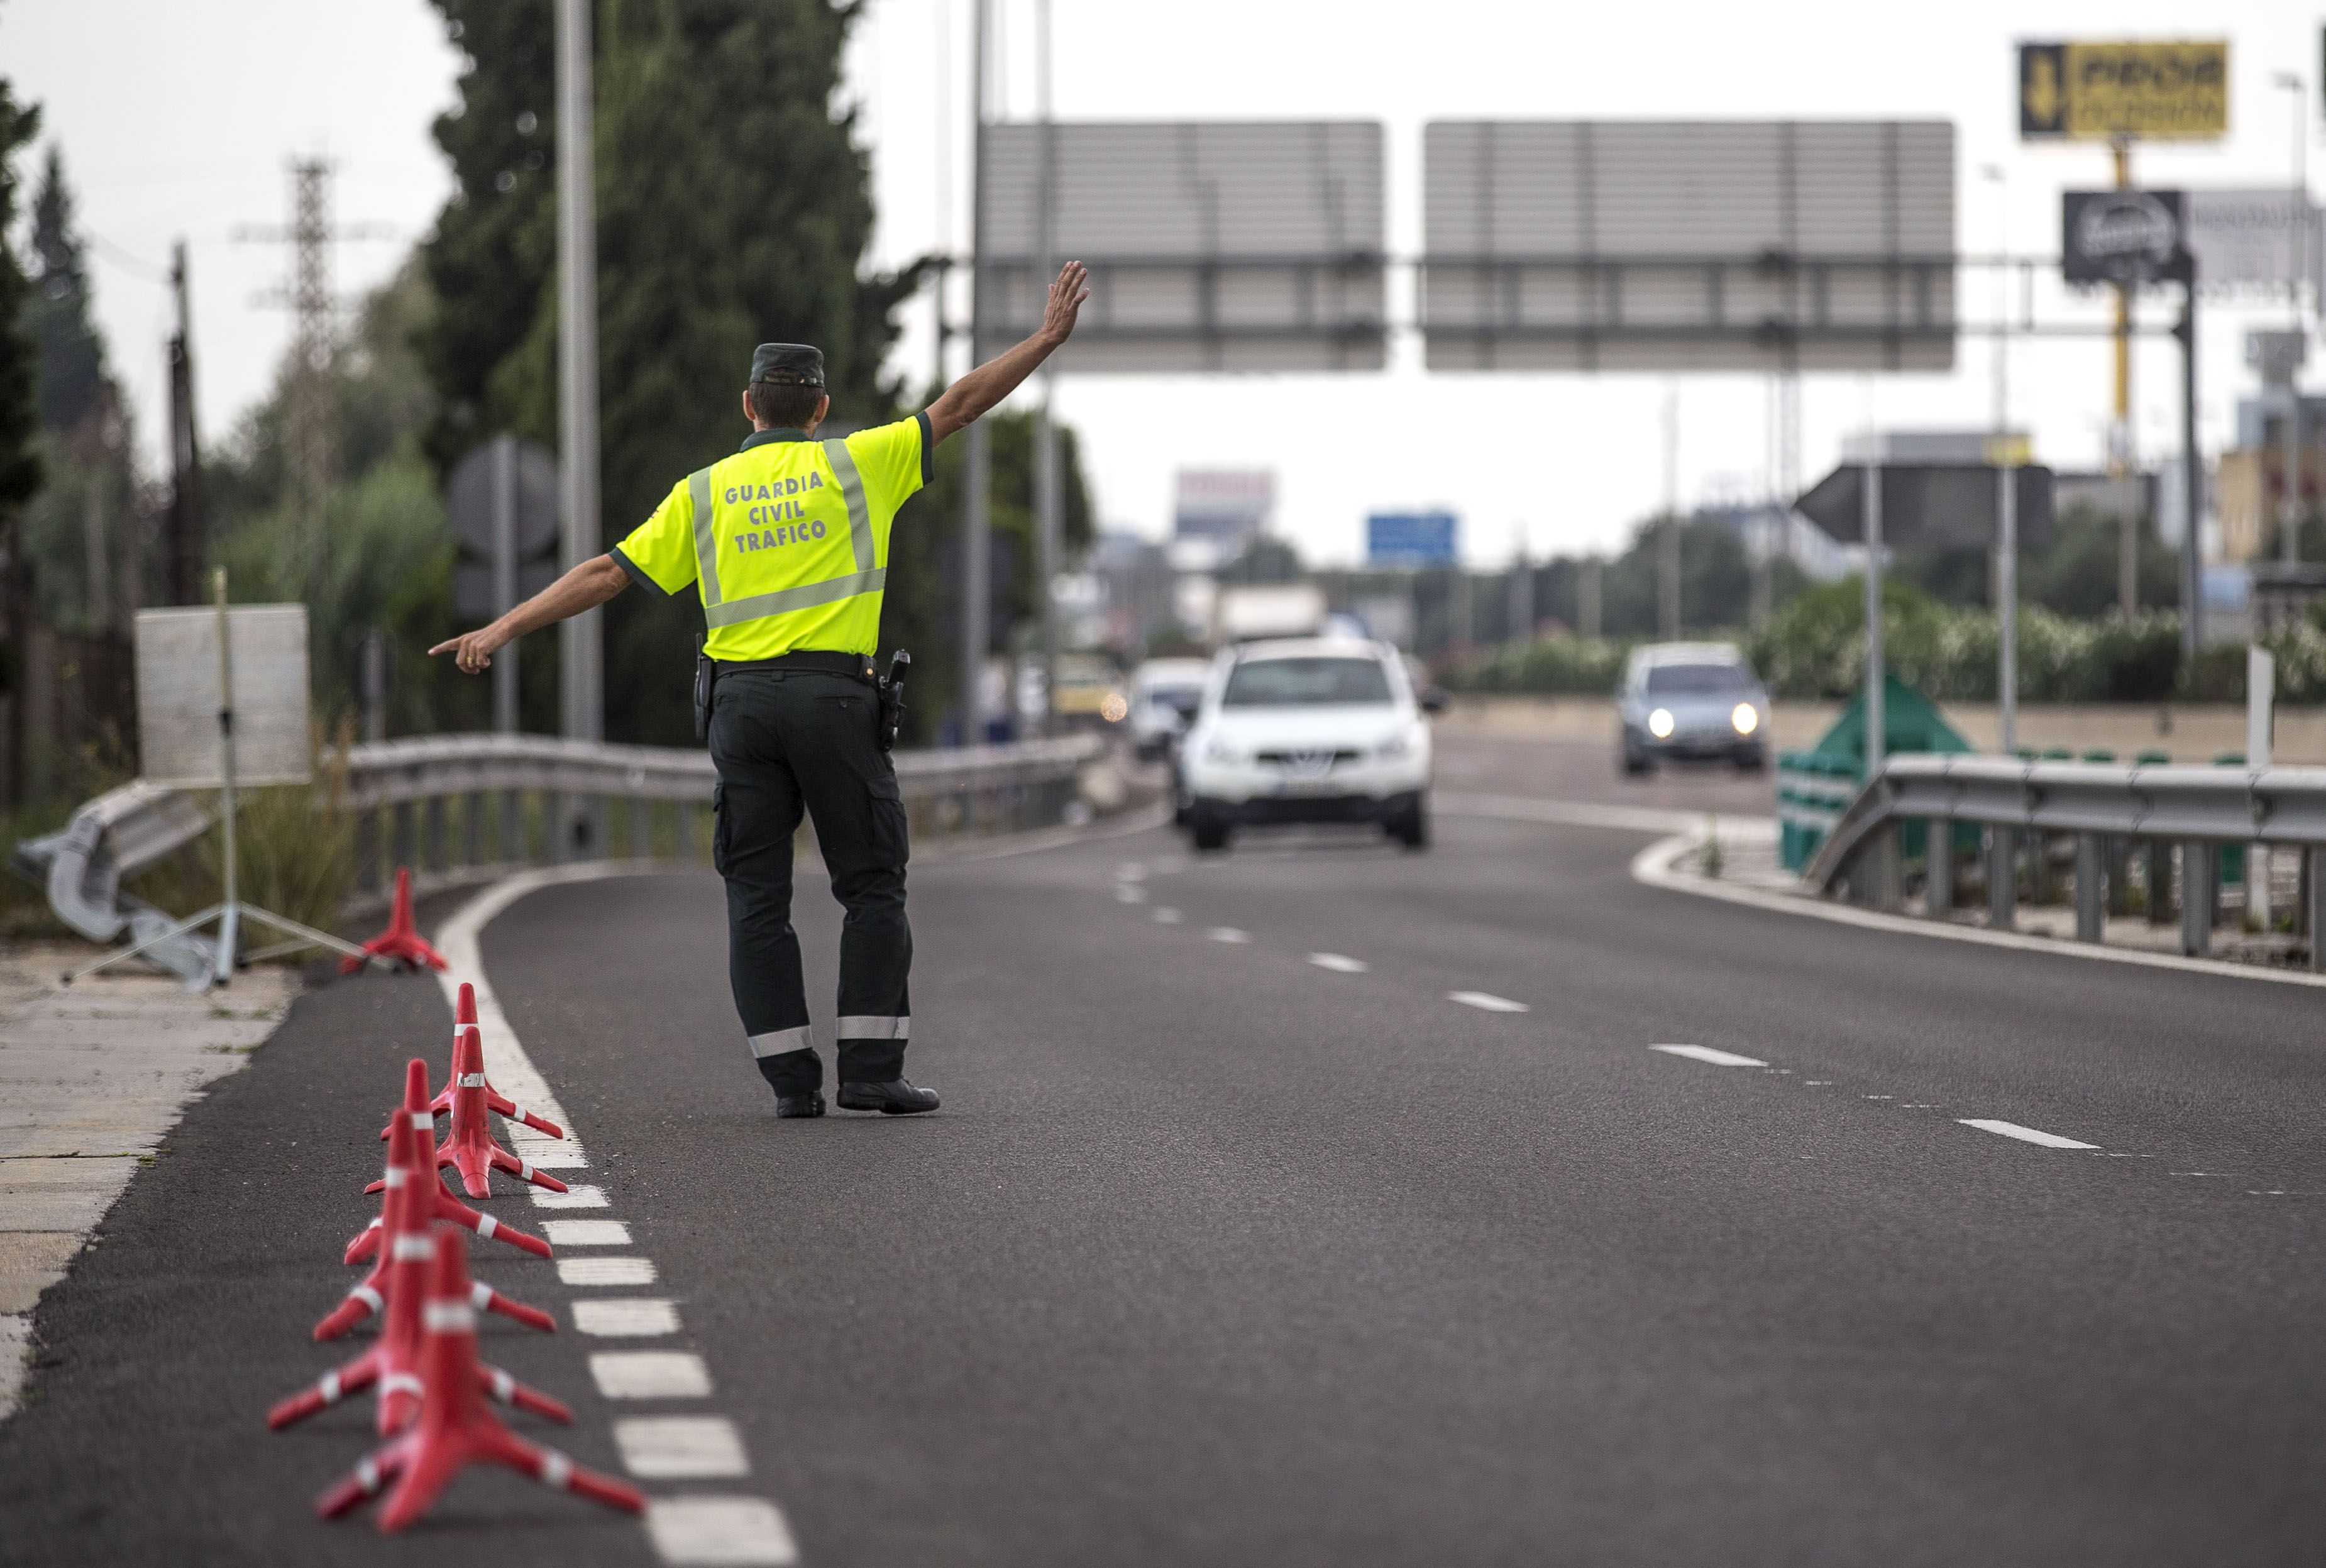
left=1222, top=657, right=1393, bottom=707
left=1644, top=663, right=1752, bottom=696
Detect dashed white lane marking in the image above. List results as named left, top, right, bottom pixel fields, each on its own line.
left=1651, top=1044, right=1769, bottom=1068
left=615, top=1416, right=751, bottom=1478
left=531, top=1182, right=610, bottom=1209
left=543, top=1218, right=632, bottom=1247
left=646, top=1497, right=800, bottom=1565
left=1308, top=952, right=1369, bottom=973
left=1152, top=907, right=1182, bottom=924
left=592, top=1351, right=712, bottom=1400
left=1448, top=990, right=1528, bottom=1013
left=1959, top=1119, right=2100, bottom=1150
left=1115, top=883, right=1148, bottom=903
left=560, top=1256, right=659, bottom=1287
left=1207, top=927, right=1250, bottom=943
left=574, top=1298, right=683, bottom=1337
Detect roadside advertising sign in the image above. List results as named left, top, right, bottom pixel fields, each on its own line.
left=2060, top=190, right=2190, bottom=285
left=2019, top=41, right=2229, bottom=142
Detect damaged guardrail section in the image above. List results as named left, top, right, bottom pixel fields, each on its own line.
left=1806, top=755, right=2326, bottom=968
left=16, top=732, right=1106, bottom=942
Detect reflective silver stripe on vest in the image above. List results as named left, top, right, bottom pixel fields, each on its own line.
left=822, top=438, right=876, bottom=574
left=688, top=447, right=881, bottom=626
left=703, top=569, right=887, bottom=629
left=688, top=466, right=720, bottom=606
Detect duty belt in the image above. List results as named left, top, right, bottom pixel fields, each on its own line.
left=714, top=650, right=875, bottom=682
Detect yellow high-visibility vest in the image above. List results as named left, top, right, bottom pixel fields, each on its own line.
left=613, top=413, right=930, bottom=660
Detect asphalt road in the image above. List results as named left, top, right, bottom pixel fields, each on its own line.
left=5, top=797, right=2326, bottom=1565
left=1433, top=729, right=1773, bottom=815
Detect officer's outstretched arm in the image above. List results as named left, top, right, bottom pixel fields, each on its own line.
left=428, top=554, right=631, bottom=675
left=925, top=260, right=1089, bottom=444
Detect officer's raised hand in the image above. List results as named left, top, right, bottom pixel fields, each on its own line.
left=925, top=260, right=1089, bottom=444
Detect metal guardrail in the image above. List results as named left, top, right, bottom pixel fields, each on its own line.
left=338, top=732, right=1106, bottom=892
left=14, top=734, right=1108, bottom=946
left=1807, top=754, right=2326, bottom=966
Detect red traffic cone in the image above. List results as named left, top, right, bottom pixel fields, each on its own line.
left=275, top=1100, right=568, bottom=1434
left=316, top=1227, right=643, bottom=1531
left=377, top=983, right=563, bottom=1142
left=342, top=866, right=449, bottom=975
left=346, top=1061, right=552, bottom=1264
left=324, top=1063, right=554, bottom=1340
left=436, top=1026, right=568, bottom=1198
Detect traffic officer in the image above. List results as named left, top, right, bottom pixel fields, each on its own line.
left=432, top=260, right=1090, bottom=1118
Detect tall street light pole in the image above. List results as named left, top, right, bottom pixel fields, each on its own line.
left=2277, top=72, right=2308, bottom=568
left=959, top=0, right=991, bottom=747
left=556, top=0, right=603, bottom=854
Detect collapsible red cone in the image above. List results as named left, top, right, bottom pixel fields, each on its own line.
left=273, top=1098, right=568, bottom=1435
left=347, top=1060, right=552, bottom=1264
left=436, top=1026, right=568, bottom=1198
left=342, top=866, right=449, bottom=974
left=377, top=983, right=563, bottom=1142
left=323, top=1063, right=554, bottom=1340
left=316, top=1227, right=643, bottom=1531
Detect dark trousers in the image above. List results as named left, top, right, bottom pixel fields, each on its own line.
left=708, top=669, right=912, bottom=1095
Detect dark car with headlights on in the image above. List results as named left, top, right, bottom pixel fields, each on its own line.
left=1617, top=643, right=1769, bottom=775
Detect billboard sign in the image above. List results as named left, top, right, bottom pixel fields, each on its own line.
left=1420, top=121, right=1955, bottom=373
left=1367, top=512, right=1458, bottom=568
left=1174, top=470, right=1275, bottom=541
left=977, top=121, right=1386, bottom=373
left=2184, top=188, right=2317, bottom=290
left=2061, top=190, right=2189, bottom=285
left=2019, top=41, right=2229, bottom=142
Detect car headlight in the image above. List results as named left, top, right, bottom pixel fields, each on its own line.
left=1731, top=703, right=1759, bottom=736
left=1377, top=732, right=1413, bottom=760
left=1203, top=737, right=1242, bottom=763
left=1647, top=708, right=1675, bottom=739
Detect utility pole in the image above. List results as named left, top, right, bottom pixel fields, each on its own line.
left=1033, top=0, right=1060, bottom=738
left=165, top=240, right=205, bottom=607
left=959, top=0, right=992, bottom=746
left=238, top=159, right=389, bottom=594
left=556, top=0, right=603, bottom=852
left=1659, top=379, right=1680, bottom=639
left=2178, top=265, right=2203, bottom=659
left=2108, top=138, right=2136, bottom=517
left=2278, top=72, right=2309, bottom=570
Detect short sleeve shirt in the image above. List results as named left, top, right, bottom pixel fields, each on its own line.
left=613, top=412, right=932, bottom=660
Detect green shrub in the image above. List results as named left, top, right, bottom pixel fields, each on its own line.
left=1441, top=578, right=2326, bottom=707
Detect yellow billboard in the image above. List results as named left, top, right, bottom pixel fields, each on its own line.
left=2019, top=41, right=2229, bottom=141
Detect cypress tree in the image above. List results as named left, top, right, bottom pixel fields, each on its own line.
left=24, top=147, right=106, bottom=434
left=0, top=75, right=47, bottom=802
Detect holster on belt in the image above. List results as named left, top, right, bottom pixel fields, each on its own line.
left=693, top=635, right=714, bottom=741
left=876, top=649, right=911, bottom=753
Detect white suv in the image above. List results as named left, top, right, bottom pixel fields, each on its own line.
left=1179, top=638, right=1433, bottom=852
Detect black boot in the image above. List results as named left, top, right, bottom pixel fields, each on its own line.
left=834, top=1079, right=939, bottom=1115
left=775, top=1091, right=825, bottom=1118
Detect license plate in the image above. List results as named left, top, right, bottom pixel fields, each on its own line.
left=1275, top=778, right=1342, bottom=797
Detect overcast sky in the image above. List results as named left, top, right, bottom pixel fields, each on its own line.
left=6, top=0, right=2320, bottom=566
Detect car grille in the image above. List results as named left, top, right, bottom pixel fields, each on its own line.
left=1253, top=748, right=1363, bottom=773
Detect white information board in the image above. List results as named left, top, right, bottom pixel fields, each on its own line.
left=135, top=604, right=313, bottom=788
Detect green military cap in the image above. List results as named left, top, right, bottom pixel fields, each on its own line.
left=750, top=343, right=825, bottom=387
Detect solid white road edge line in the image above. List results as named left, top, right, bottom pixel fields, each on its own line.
left=1651, top=1044, right=1770, bottom=1068
left=1958, top=1118, right=2101, bottom=1150
left=1626, top=831, right=2326, bottom=993
left=437, top=864, right=794, bottom=1561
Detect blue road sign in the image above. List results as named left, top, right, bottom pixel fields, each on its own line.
left=1367, top=511, right=1458, bottom=567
